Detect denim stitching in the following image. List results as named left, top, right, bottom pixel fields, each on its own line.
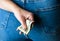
left=35, top=5, right=60, bottom=11
left=0, top=9, right=10, bottom=30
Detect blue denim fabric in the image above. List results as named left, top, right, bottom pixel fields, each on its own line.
left=0, top=0, right=60, bottom=41
left=0, top=9, right=26, bottom=41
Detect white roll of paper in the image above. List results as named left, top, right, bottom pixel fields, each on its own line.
left=16, top=20, right=33, bottom=35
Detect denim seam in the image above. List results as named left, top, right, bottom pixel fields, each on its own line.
left=35, top=5, right=60, bottom=11
left=0, top=9, right=10, bottom=30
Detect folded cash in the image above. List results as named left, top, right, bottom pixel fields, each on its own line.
left=16, top=20, right=33, bottom=35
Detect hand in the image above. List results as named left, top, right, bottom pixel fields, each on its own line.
left=14, top=8, right=34, bottom=34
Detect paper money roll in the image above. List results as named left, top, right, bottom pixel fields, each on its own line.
left=16, top=20, right=33, bottom=35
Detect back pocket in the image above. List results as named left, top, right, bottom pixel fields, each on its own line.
left=0, top=9, right=10, bottom=30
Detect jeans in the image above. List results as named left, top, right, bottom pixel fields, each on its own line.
left=0, top=0, right=60, bottom=41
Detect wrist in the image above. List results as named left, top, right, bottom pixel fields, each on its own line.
left=12, top=7, right=22, bottom=14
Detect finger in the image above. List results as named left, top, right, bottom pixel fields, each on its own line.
left=29, top=15, right=34, bottom=22
left=19, top=16, right=27, bottom=30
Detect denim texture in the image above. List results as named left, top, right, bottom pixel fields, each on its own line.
left=0, top=0, right=60, bottom=41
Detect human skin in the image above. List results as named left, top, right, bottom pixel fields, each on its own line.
left=0, top=0, right=34, bottom=34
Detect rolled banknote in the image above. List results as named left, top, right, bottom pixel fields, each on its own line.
left=16, top=20, right=33, bottom=35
